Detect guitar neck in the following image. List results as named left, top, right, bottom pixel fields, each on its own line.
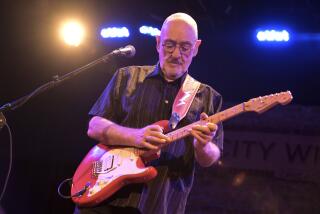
left=132, top=91, right=293, bottom=156
left=166, top=103, right=245, bottom=142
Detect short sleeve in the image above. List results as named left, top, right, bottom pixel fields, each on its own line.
left=89, top=69, right=125, bottom=123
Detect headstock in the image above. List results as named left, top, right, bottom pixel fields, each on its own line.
left=244, top=91, right=293, bottom=113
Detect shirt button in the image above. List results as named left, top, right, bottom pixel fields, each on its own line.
left=164, top=100, right=169, bottom=104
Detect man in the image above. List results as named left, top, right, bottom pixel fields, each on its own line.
left=75, top=12, right=223, bottom=214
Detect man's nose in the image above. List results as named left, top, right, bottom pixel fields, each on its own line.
left=171, top=46, right=181, bottom=58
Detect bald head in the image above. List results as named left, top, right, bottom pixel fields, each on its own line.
left=156, top=12, right=202, bottom=81
left=160, top=13, right=198, bottom=39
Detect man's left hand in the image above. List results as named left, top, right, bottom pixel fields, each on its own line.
left=190, top=112, right=217, bottom=147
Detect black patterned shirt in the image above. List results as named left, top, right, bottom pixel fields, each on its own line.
left=88, top=64, right=223, bottom=214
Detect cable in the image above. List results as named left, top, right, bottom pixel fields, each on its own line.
left=57, top=178, right=90, bottom=199
left=0, top=123, right=13, bottom=202
left=57, top=178, right=73, bottom=199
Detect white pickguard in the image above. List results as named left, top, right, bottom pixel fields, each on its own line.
left=88, top=148, right=148, bottom=197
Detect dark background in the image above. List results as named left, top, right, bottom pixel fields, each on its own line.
left=0, top=0, right=320, bottom=213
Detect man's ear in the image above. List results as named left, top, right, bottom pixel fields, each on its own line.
left=156, top=36, right=161, bottom=53
left=192, top=39, right=202, bottom=57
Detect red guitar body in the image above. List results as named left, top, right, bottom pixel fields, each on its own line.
left=71, top=120, right=169, bottom=207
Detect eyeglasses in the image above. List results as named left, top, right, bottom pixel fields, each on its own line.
left=161, top=40, right=194, bottom=55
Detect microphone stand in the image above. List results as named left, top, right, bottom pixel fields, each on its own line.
left=0, top=45, right=137, bottom=204
left=0, top=46, right=135, bottom=204
left=0, top=50, right=118, bottom=127
left=0, top=113, right=5, bottom=129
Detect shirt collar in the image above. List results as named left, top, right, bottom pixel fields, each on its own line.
left=146, top=63, right=161, bottom=78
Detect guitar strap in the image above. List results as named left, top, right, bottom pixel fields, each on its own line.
left=169, top=74, right=201, bottom=129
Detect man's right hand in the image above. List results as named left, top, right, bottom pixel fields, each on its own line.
left=131, top=124, right=170, bottom=150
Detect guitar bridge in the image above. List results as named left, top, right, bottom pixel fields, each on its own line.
left=92, top=155, right=115, bottom=176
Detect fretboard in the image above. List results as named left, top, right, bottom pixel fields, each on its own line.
left=166, top=103, right=245, bottom=142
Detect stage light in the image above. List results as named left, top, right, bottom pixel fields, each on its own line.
left=100, top=27, right=130, bottom=38
left=257, top=30, right=290, bottom=42
left=60, top=21, right=85, bottom=47
left=139, top=26, right=160, bottom=36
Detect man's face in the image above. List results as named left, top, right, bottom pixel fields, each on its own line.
left=156, top=20, right=201, bottom=81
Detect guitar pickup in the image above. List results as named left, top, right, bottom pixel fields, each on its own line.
left=92, top=155, right=115, bottom=176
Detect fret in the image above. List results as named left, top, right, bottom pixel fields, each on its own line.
left=133, top=148, right=139, bottom=156
left=207, top=103, right=244, bottom=124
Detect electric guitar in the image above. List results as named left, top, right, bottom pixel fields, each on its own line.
left=71, top=91, right=293, bottom=207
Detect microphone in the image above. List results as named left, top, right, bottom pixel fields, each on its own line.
left=112, top=45, right=136, bottom=57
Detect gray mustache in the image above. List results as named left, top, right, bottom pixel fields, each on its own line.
left=168, top=58, right=182, bottom=64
